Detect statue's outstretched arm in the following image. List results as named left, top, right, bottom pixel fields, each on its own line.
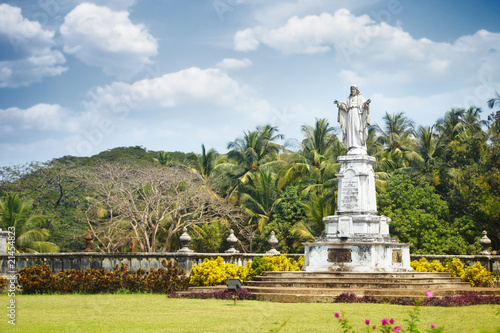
left=334, top=100, right=347, bottom=111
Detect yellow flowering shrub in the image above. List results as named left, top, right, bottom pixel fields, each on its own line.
left=189, top=255, right=304, bottom=286
left=444, top=258, right=464, bottom=278
left=247, top=255, right=304, bottom=280
left=410, top=257, right=446, bottom=272
left=189, top=257, right=250, bottom=286
left=412, top=257, right=497, bottom=287
left=462, top=262, right=496, bottom=287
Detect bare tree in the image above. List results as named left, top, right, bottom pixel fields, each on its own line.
left=82, top=163, right=242, bottom=252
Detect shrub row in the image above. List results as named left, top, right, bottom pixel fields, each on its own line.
left=188, top=255, right=304, bottom=287
left=169, top=287, right=255, bottom=300
left=335, top=292, right=500, bottom=306
left=16, top=260, right=189, bottom=294
left=411, top=258, right=497, bottom=286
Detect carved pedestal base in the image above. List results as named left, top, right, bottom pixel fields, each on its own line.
left=303, top=238, right=411, bottom=272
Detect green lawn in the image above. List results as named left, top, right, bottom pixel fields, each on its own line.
left=0, top=294, right=498, bottom=332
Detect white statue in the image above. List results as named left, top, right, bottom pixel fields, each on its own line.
left=334, top=85, right=371, bottom=152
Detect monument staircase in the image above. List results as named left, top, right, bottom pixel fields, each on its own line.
left=243, top=271, right=500, bottom=303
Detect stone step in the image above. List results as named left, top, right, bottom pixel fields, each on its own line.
left=253, top=276, right=465, bottom=284
left=244, top=286, right=473, bottom=297
left=247, top=287, right=500, bottom=303
left=245, top=281, right=470, bottom=289
left=259, top=271, right=455, bottom=279
left=241, top=271, right=497, bottom=302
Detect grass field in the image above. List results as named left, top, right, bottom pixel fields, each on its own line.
left=0, top=294, right=498, bottom=332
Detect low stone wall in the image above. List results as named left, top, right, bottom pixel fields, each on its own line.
left=0, top=252, right=303, bottom=276
left=1, top=253, right=498, bottom=275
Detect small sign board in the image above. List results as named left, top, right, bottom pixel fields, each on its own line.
left=226, top=278, right=242, bottom=292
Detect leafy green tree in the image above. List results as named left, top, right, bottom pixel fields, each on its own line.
left=0, top=193, right=60, bottom=253
left=378, top=175, right=473, bottom=254
left=269, top=184, right=307, bottom=253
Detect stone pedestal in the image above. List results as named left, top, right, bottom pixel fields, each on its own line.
left=303, top=152, right=411, bottom=272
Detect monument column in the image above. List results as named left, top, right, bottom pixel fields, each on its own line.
left=303, top=86, right=411, bottom=272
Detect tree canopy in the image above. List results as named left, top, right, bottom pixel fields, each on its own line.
left=1, top=101, right=499, bottom=254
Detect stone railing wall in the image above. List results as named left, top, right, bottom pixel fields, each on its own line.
left=1, top=252, right=499, bottom=276
left=0, top=252, right=303, bottom=276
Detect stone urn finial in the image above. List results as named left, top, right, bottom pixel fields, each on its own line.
left=479, top=230, right=491, bottom=255
left=266, top=231, right=280, bottom=255
left=177, top=227, right=194, bottom=253
left=225, top=229, right=240, bottom=253
left=83, top=229, right=93, bottom=252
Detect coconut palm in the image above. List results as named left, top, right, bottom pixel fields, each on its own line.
left=416, top=125, right=442, bottom=164
left=239, top=169, right=280, bottom=232
left=152, top=151, right=169, bottom=166
left=218, top=125, right=285, bottom=199
left=278, top=119, right=343, bottom=190
left=374, top=112, right=423, bottom=172
left=186, top=144, right=219, bottom=181
left=487, top=93, right=500, bottom=139
left=459, top=107, right=487, bottom=140
left=375, top=112, right=415, bottom=151
left=435, top=108, right=466, bottom=143
left=0, top=193, right=59, bottom=253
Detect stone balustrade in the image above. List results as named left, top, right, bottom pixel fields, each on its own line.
left=0, top=252, right=303, bottom=276
left=0, top=252, right=499, bottom=276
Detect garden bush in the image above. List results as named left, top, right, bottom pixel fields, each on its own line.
left=189, top=257, right=250, bottom=287
left=411, top=257, right=497, bottom=287
left=0, top=276, right=7, bottom=293
left=410, top=257, right=446, bottom=272
left=16, top=259, right=188, bottom=294
left=189, top=255, right=305, bottom=286
left=169, top=287, right=255, bottom=300
left=247, top=255, right=304, bottom=280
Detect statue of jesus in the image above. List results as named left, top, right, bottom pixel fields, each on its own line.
left=334, top=85, right=371, bottom=153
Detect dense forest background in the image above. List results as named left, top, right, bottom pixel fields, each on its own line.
left=1, top=101, right=500, bottom=255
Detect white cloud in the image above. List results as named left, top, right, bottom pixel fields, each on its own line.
left=0, top=4, right=67, bottom=87
left=86, top=66, right=274, bottom=120
left=216, top=58, right=253, bottom=69
left=0, top=104, right=83, bottom=133
left=234, top=29, right=260, bottom=51
left=235, top=9, right=500, bottom=95
left=237, top=0, right=382, bottom=26
left=60, top=3, right=158, bottom=78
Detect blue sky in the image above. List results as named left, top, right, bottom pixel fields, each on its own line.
left=0, top=0, right=499, bottom=166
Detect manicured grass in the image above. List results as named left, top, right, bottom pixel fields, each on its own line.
left=0, top=294, right=498, bottom=332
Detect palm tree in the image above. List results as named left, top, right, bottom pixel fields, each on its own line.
left=301, top=118, right=339, bottom=159
left=435, top=108, right=465, bottom=143
left=278, top=119, right=343, bottom=189
left=0, top=193, right=59, bottom=253
left=487, top=93, right=500, bottom=138
left=186, top=144, right=219, bottom=180
left=218, top=125, right=285, bottom=199
left=239, top=169, right=280, bottom=232
left=416, top=125, right=441, bottom=164
left=374, top=112, right=423, bottom=172
left=152, top=151, right=169, bottom=166
left=375, top=111, right=416, bottom=151
left=459, top=107, right=487, bottom=140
